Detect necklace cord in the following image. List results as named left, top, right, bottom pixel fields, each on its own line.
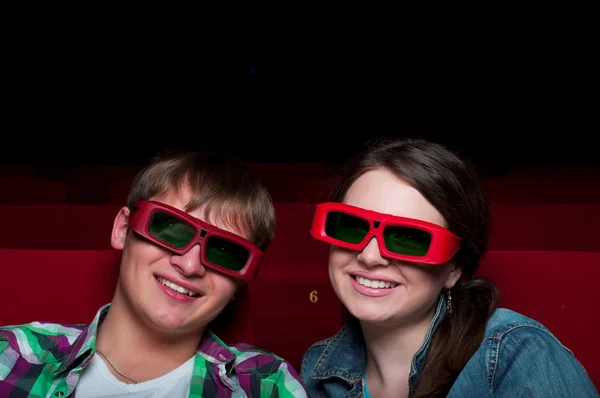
left=95, top=350, right=141, bottom=384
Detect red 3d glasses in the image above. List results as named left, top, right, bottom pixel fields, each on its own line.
left=310, top=202, right=461, bottom=265
left=128, top=200, right=264, bottom=280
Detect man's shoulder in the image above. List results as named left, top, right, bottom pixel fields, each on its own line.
left=0, top=320, right=88, bottom=356
left=227, top=342, right=300, bottom=375
left=228, top=342, right=287, bottom=363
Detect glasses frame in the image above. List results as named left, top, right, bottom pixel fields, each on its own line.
left=128, top=200, right=263, bottom=280
left=310, top=202, right=461, bottom=265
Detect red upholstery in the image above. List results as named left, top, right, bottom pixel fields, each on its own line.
left=476, top=250, right=600, bottom=388
left=0, top=248, right=252, bottom=344
left=0, top=178, right=67, bottom=204
left=107, top=176, right=134, bottom=204
left=4, top=173, right=598, bottom=385
left=506, top=166, right=600, bottom=177
left=488, top=203, right=600, bottom=251
left=106, top=162, right=334, bottom=204
left=249, top=202, right=343, bottom=369
left=246, top=162, right=333, bottom=203
left=484, top=176, right=600, bottom=203
left=0, top=249, right=121, bottom=326
left=0, top=204, right=121, bottom=250
left=66, top=165, right=144, bottom=204
left=0, top=164, right=35, bottom=178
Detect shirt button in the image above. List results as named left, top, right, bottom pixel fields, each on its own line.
left=55, top=392, right=65, bottom=397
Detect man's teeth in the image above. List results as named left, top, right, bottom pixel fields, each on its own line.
left=156, top=277, right=198, bottom=297
left=355, top=276, right=397, bottom=289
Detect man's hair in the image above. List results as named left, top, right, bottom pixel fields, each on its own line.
left=126, top=147, right=275, bottom=250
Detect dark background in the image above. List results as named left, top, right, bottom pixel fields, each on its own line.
left=2, top=28, right=596, bottom=176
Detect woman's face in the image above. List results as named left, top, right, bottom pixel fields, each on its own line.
left=328, top=168, right=462, bottom=326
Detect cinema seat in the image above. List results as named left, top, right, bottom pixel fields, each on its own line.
left=0, top=249, right=122, bottom=326
left=0, top=164, right=35, bottom=178
left=0, top=248, right=252, bottom=345
left=66, top=165, right=144, bottom=204
left=488, top=202, right=600, bottom=251
left=250, top=275, right=344, bottom=370
left=249, top=202, right=343, bottom=369
left=107, top=176, right=134, bottom=204
left=106, top=162, right=334, bottom=204
left=247, top=162, right=333, bottom=203
left=476, top=250, right=600, bottom=388
left=484, top=176, right=600, bottom=203
left=0, top=178, right=67, bottom=204
left=0, top=204, right=122, bottom=250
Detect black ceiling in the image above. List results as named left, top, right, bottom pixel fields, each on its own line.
left=2, top=36, right=595, bottom=171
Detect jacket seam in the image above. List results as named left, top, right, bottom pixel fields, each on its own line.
left=484, top=323, right=571, bottom=391
left=313, top=327, right=343, bottom=375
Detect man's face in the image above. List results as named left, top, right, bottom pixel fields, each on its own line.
left=110, top=188, right=244, bottom=336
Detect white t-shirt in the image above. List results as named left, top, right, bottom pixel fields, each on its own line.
left=75, top=353, right=195, bottom=397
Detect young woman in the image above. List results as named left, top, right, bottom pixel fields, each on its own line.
left=300, top=138, right=598, bottom=397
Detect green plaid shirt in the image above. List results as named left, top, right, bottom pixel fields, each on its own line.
left=0, top=304, right=307, bottom=397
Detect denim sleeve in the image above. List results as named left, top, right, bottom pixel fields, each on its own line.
left=490, top=325, right=599, bottom=397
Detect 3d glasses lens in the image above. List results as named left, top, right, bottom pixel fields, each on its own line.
left=148, top=212, right=195, bottom=248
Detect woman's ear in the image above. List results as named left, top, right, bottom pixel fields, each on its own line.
left=111, top=207, right=131, bottom=250
left=444, top=263, right=463, bottom=290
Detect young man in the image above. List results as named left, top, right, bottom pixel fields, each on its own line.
left=0, top=148, right=308, bottom=397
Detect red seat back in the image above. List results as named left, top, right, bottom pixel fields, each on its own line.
left=476, top=250, right=600, bottom=388
left=484, top=176, right=600, bottom=203
left=247, top=162, right=333, bottom=203
left=0, top=249, right=121, bottom=325
left=107, top=162, right=335, bottom=204
left=488, top=203, right=600, bottom=251
left=0, top=178, right=67, bottom=204
left=107, top=176, right=134, bottom=204
left=250, top=202, right=343, bottom=369
left=0, top=204, right=122, bottom=250
left=0, top=248, right=252, bottom=344
left=0, top=164, right=35, bottom=178
left=66, top=165, right=144, bottom=204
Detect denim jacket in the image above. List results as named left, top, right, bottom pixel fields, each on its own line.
left=300, top=296, right=599, bottom=397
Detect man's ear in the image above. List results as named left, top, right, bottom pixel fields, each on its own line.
left=111, top=207, right=130, bottom=250
left=444, top=263, right=463, bottom=290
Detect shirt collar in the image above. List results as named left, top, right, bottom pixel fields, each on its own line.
left=311, top=294, right=447, bottom=385
left=53, top=303, right=109, bottom=376
left=53, top=303, right=237, bottom=376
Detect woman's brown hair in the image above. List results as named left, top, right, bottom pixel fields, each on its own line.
left=331, top=137, right=499, bottom=397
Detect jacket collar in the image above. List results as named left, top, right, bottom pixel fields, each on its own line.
left=311, top=294, right=447, bottom=388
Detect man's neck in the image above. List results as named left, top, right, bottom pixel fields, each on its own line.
left=94, top=299, right=203, bottom=383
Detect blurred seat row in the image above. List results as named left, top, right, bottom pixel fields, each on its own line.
left=3, top=162, right=600, bottom=204
left=0, top=162, right=334, bottom=204
left=0, top=161, right=599, bottom=388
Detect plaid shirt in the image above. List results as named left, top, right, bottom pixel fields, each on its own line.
left=0, top=304, right=307, bottom=397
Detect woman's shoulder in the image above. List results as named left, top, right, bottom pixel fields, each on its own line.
left=458, top=308, right=599, bottom=396
left=481, top=308, right=572, bottom=353
left=484, top=308, right=554, bottom=337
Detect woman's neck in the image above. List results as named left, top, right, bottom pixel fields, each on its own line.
left=361, top=306, right=437, bottom=394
